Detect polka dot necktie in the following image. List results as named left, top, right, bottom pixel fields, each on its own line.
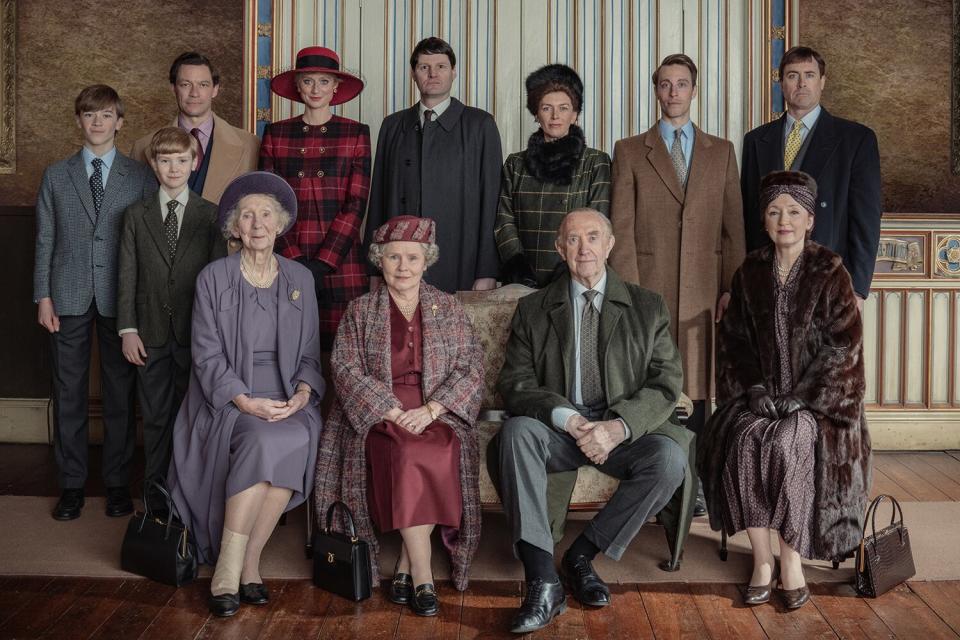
left=784, top=119, right=804, bottom=170
left=580, top=289, right=603, bottom=408
left=670, top=129, right=687, bottom=187
left=164, top=200, right=179, bottom=262
left=90, top=158, right=105, bottom=216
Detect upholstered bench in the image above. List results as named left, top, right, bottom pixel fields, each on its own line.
left=456, top=286, right=695, bottom=540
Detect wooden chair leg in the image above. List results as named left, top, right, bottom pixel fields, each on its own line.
left=305, top=496, right=314, bottom=559
left=720, top=529, right=728, bottom=561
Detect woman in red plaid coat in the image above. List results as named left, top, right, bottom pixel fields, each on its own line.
left=260, top=46, right=371, bottom=350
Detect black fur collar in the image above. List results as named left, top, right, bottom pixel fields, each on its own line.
left=523, top=124, right=586, bottom=185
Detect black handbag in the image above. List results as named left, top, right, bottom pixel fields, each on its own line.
left=120, top=478, right=198, bottom=587
left=312, top=501, right=371, bottom=601
left=854, top=494, right=916, bottom=597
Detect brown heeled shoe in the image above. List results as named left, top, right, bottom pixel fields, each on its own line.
left=742, top=577, right=777, bottom=605
left=779, top=584, right=810, bottom=609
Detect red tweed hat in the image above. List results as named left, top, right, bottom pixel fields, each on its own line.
left=372, top=215, right=437, bottom=245
left=270, top=47, right=364, bottom=106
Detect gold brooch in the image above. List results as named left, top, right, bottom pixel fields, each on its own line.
left=431, top=304, right=438, bottom=317
left=291, top=289, right=301, bottom=301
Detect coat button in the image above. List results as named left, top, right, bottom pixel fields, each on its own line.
left=297, top=170, right=305, bottom=178
left=821, top=201, right=827, bottom=208
left=400, top=197, right=406, bottom=204
left=320, top=126, right=328, bottom=133
left=302, top=125, right=309, bottom=132
left=300, top=147, right=307, bottom=155
left=408, top=342, right=414, bottom=347
left=408, top=326, right=413, bottom=332
left=319, top=147, right=326, bottom=154
left=316, top=170, right=325, bottom=177
left=405, top=159, right=412, bottom=166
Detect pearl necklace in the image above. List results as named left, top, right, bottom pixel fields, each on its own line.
left=391, top=294, right=419, bottom=320
left=240, top=254, right=278, bottom=288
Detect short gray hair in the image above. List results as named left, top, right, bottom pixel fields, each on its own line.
left=368, top=241, right=440, bottom=271
left=557, top=207, right=613, bottom=239
left=221, top=193, right=292, bottom=240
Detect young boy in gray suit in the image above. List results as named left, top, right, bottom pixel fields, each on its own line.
left=33, top=85, right=156, bottom=521
left=118, top=127, right=223, bottom=488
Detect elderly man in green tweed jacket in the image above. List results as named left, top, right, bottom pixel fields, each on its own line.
left=492, top=208, right=696, bottom=634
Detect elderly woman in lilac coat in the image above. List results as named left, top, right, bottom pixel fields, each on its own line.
left=169, top=172, right=324, bottom=618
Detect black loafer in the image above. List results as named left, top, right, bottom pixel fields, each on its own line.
left=208, top=592, right=240, bottom=617
left=693, top=494, right=708, bottom=518
left=53, top=489, right=84, bottom=521
left=388, top=573, right=413, bottom=605
left=561, top=552, right=610, bottom=607
left=105, top=486, right=134, bottom=517
left=239, top=582, right=269, bottom=605
left=410, top=583, right=439, bottom=617
left=510, top=578, right=566, bottom=634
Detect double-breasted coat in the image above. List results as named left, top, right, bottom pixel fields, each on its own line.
left=494, top=269, right=698, bottom=568
left=259, top=114, right=372, bottom=349
left=169, top=253, right=325, bottom=564
left=609, top=124, right=745, bottom=401
left=364, top=99, right=502, bottom=292
left=313, top=283, right=484, bottom=590
left=698, top=243, right=872, bottom=560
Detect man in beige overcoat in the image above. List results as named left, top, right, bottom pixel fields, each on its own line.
left=131, top=52, right=259, bottom=204
left=609, top=54, right=744, bottom=513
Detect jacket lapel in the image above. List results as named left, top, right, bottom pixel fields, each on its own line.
left=276, top=261, right=304, bottom=396
left=419, top=286, right=444, bottom=395
left=684, top=124, right=714, bottom=204
left=544, top=277, right=575, bottom=397
left=599, top=271, right=631, bottom=394
left=67, top=152, right=98, bottom=226
left=203, top=114, right=243, bottom=202
left=172, top=192, right=205, bottom=267
left=98, top=154, right=129, bottom=221
left=143, top=195, right=172, bottom=268
left=798, top=108, right=838, bottom=182
left=644, top=125, right=686, bottom=204
left=757, top=116, right=786, bottom=172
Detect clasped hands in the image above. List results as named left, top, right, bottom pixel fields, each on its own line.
left=564, top=414, right=626, bottom=465
left=234, top=385, right=312, bottom=422
left=747, top=385, right=805, bottom=420
left=384, top=402, right=443, bottom=435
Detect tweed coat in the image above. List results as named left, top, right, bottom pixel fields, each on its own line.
left=259, top=114, right=372, bottom=349
left=609, top=123, right=745, bottom=401
left=741, top=108, right=882, bottom=298
left=495, top=268, right=698, bottom=566
left=33, top=150, right=157, bottom=317
left=495, top=125, right=612, bottom=287
left=131, top=113, right=260, bottom=204
left=314, top=283, right=484, bottom=590
left=697, top=242, right=872, bottom=561
left=117, top=190, right=225, bottom=347
left=364, top=99, right=502, bottom=292
left=168, top=252, right=325, bottom=564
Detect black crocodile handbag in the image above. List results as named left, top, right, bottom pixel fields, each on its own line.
left=854, top=494, right=916, bottom=597
left=120, top=478, right=197, bottom=587
left=312, top=501, right=371, bottom=601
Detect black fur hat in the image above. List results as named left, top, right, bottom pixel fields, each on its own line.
left=525, top=64, right=583, bottom=116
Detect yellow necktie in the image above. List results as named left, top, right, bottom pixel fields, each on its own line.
left=783, top=119, right=804, bottom=170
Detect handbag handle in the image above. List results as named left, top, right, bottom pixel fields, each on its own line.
left=324, top=500, right=359, bottom=538
left=140, top=477, right=186, bottom=541
left=864, top=494, right=905, bottom=539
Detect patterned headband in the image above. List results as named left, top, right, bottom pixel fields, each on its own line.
left=759, top=184, right=816, bottom=216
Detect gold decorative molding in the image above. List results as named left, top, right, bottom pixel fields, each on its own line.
left=935, top=234, right=960, bottom=278
left=0, top=0, right=16, bottom=174
left=876, top=235, right=926, bottom=276
left=257, top=65, right=271, bottom=80
left=770, top=25, right=786, bottom=40
left=257, top=21, right=272, bottom=37
left=772, top=68, right=780, bottom=82
left=256, top=107, right=272, bottom=122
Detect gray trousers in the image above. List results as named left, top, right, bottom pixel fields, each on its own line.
left=498, top=416, right=685, bottom=561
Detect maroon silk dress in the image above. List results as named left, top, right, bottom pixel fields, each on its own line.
left=365, top=298, right=462, bottom=532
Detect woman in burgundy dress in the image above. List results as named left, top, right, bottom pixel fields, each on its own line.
left=260, top=46, right=371, bottom=352
left=314, top=216, right=484, bottom=617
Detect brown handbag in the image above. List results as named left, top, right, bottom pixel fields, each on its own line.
left=854, top=494, right=916, bottom=597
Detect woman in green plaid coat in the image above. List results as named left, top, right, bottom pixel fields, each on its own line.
left=495, top=64, right=611, bottom=287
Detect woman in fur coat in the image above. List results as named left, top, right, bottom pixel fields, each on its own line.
left=494, top=64, right=611, bottom=287
left=698, top=171, right=871, bottom=611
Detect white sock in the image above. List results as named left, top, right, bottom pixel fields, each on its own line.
left=211, top=528, right=249, bottom=596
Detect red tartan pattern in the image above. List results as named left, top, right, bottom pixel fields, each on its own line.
left=259, top=114, right=371, bottom=349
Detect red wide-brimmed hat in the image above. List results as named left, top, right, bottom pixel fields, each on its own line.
left=270, top=46, right=364, bottom=106
left=372, top=215, right=437, bottom=245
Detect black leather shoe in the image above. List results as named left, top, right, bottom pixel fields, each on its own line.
left=105, top=486, right=134, bottom=517
left=779, top=584, right=810, bottom=610
left=510, top=578, right=566, bottom=634
left=693, top=493, right=708, bottom=518
left=388, top=573, right=413, bottom=605
left=209, top=592, right=240, bottom=617
left=410, top=583, right=439, bottom=616
left=561, top=552, right=610, bottom=607
left=239, top=582, right=269, bottom=605
left=53, top=489, right=84, bottom=521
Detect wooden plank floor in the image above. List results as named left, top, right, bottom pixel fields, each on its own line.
left=0, top=577, right=957, bottom=639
